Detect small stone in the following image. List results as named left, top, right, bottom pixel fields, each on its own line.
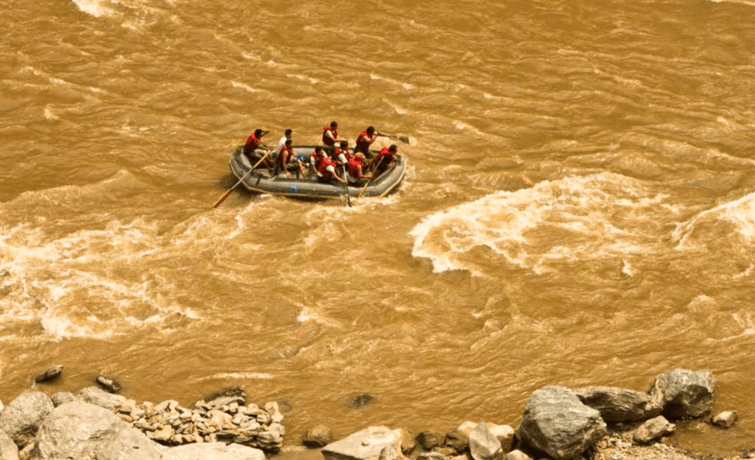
left=96, top=374, right=123, bottom=393
left=417, top=453, right=447, bottom=460
left=348, top=394, right=375, bottom=408
left=711, top=410, right=738, bottom=428
left=50, top=392, right=75, bottom=407
left=153, top=425, right=175, bottom=443
left=417, top=431, right=445, bottom=450
left=506, top=450, right=531, bottom=460
left=33, top=364, right=64, bottom=384
left=633, top=416, right=675, bottom=444
left=380, top=445, right=403, bottom=460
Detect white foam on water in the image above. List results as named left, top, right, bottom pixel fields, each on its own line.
left=410, top=173, right=664, bottom=275
left=71, top=0, right=115, bottom=17
left=297, top=306, right=317, bottom=323
left=44, top=107, right=58, bottom=121
left=672, top=190, right=755, bottom=250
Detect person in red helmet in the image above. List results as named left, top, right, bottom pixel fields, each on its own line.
left=371, top=144, right=398, bottom=179
left=355, top=126, right=389, bottom=159
left=322, top=121, right=345, bottom=156
left=347, top=152, right=372, bottom=185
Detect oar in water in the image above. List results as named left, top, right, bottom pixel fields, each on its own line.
left=342, top=165, right=352, bottom=208
left=354, top=156, right=385, bottom=205
left=212, top=151, right=272, bottom=209
left=383, top=134, right=410, bottom=144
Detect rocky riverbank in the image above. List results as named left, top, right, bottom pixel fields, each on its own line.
left=0, top=368, right=748, bottom=460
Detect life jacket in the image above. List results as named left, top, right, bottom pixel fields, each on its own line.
left=244, top=132, right=261, bottom=154
left=356, top=130, right=373, bottom=151
left=310, top=150, right=324, bottom=168
left=322, top=126, right=337, bottom=146
left=335, top=147, right=351, bottom=163
left=373, top=147, right=395, bottom=169
left=276, top=146, right=292, bottom=167
left=317, top=156, right=337, bottom=179
left=347, top=157, right=364, bottom=178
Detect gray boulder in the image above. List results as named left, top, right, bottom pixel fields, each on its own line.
left=469, top=422, right=502, bottom=460
left=322, top=426, right=402, bottom=460
left=162, top=442, right=265, bottom=460
left=51, top=392, right=75, bottom=407
left=0, top=391, right=54, bottom=448
left=77, top=386, right=127, bottom=411
left=0, top=429, right=19, bottom=460
left=576, top=386, right=662, bottom=422
left=35, top=401, right=128, bottom=460
left=95, top=427, right=162, bottom=460
left=633, top=415, right=675, bottom=444
left=647, top=369, right=715, bottom=419
left=518, top=386, right=607, bottom=460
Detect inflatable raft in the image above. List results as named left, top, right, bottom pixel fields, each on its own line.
left=228, top=145, right=407, bottom=199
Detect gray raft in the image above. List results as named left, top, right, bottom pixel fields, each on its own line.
left=229, top=145, right=407, bottom=199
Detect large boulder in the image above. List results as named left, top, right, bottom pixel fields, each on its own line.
left=576, top=386, right=662, bottom=422
left=161, top=442, right=265, bottom=460
left=95, top=427, right=162, bottom=460
left=469, top=422, right=502, bottom=460
left=518, top=386, right=607, bottom=460
left=322, top=426, right=403, bottom=460
left=0, top=391, right=54, bottom=448
left=647, top=369, right=715, bottom=419
left=34, top=401, right=128, bottom=460
left=77, top=387, right=127, bottom=412
left=0, top=429, right=19, bottom=460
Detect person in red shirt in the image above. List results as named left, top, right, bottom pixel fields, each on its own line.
left=371, top=144, right=398, bottom=179
left=309, top=146, right=326, bottom=178
left=274, top=139, right=305, bottom=178
left=317, top=154, right=348, bottom=184
left=355, top=126, right=389, bottom=159
left=347, top=152, right=372, bottom=185
left=243, top=128, right=273, bottom=171
left=334, top=141, right=352, bottom=166
left=322, top=121, right=345, bottom=156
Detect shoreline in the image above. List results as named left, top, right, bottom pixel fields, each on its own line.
left=0, top=368, right=749, bottom=460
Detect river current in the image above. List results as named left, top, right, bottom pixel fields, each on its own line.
left=1, top=0, right=755, bottom=456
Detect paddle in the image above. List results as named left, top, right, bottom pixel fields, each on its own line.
left=384, top=134, right=410, bottom=144
left=342, top=165, right=352, bottom=207
left=354, top=156, right=385, bottom=204
left=212, top=151, right=272, bottom=209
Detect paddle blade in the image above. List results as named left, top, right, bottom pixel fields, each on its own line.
left=398, top=136, right=410, bottom=144
left=212, top=189, right=233, bottom=209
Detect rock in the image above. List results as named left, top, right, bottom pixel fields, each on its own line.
left=505, top=450, right=531, bottom=460
left=0, top=391, right=54, bottom=448
left=153, top=425, right=175, bottom=443
left=633, top=415, right=675, bottom=444
left=51, top=392, right=75, bottom=407
left=457, top=421, right=478, bottom=437
left=203, top=386, right=246, bottom=405
left=417, top=453, right=448, bottom=460
left=433, top=447, right=457, bottom=457
left=162, top=442, right=265, bottom=460
left=711, top=410, right=738, bottom=428
left=78, top=387, right=127, bottom=411
left=349, top=394, right=375, bottom=408
left=469, top=422, right=502, bottom=460
left=33, top=365, right=64, bottom=384
left=647, top=369, right=715, bottom=419
left=95, top=427, right=162, bottom=460
left=322, top=426, right=402, bottom=460
left=576, top=386, right=663, bottom=422
left=379, top=445, right=404, bottom=460
left=0, top=429, right=19, bottom=460
left=518, top=386, right=607, bottom=460
left=487, top=424, right=514, bottom=453
left=96, top=374, right=123, bottom=394
left=444, top=429, right=469, bottom=454
left=396, top=427, right=415, bottom=454
left=35, top=401, right=128, bottom=459
left=303, top=424, right=334, bottom=448
left=417, top=431, right=445, bottom=450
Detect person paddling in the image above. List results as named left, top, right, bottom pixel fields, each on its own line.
left=371, top=144, right=398, bottom=179
left=355, top=126, right=389, bottom=159
left=347, top=152, right=372, bottom=185
left=309, top=146, right=326, bottom=178
left=317, top=152, right=348, bottom=184
left=335, top=141, right=352, bottom=166
left=322, top=121, right=346, bottom=156
left=273, top=129, right=293, bottom=159
left=243, top=128, right=274, bottom=171
left=274, top=139, right=306, bottom=178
